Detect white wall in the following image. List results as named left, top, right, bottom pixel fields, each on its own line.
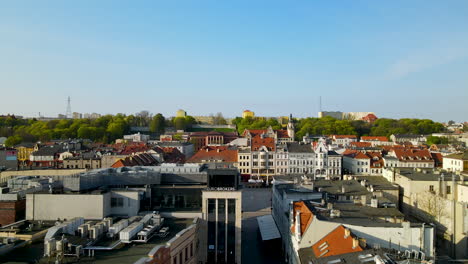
left=26, top=193, right=109, bottom=220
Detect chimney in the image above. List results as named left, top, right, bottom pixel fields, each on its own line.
left=217, top=148, right=220, bottom=153
left=359, top=238, right=367, bottom=249
left=205, top=148, right=209, bottom=152
left=361, top=195, right=367, bottom=206
left=370, top=198, right=378, bottom=208
left=341, top=185, right=346, bottom=193
left=344, top=228, right=351, bottom=238
left=352, top=238, right=359, bottom=249
left=327, top=203, right=333, bottom=210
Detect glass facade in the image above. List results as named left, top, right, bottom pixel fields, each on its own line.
left=217, top=199, right=226, bottom=262
left=152, top=187, right=202, bottom=210
left=227, top=199, right=236, bottom=264
left=207, top=199, right=216, bottom=263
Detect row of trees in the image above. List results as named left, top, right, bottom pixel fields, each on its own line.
left=232, top=116, right=445, bottom=141
left=0, top=112, right=168, bottom=146
left=0, top=113, right=447, bottom=146
left=231, top=116, right=282, bottom=134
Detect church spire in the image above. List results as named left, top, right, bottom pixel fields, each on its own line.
left=287, top=114, right=295, bottom=140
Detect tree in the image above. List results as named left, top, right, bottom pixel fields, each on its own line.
left=213, top=112, right=227, bottom=125
left=150, top=113, right=166, bottom=134
left=417, top=192, right=449, bottom=223
left=173, top=117, right=186, bottom=131
left=5, top=135, right=22, bottom=147
left=426, top=136, right=449, bottom=145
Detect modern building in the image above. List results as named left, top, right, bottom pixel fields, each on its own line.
left=199, top=167, right=242, bottom=264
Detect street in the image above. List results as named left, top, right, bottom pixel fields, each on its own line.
left=242, top=187, right=283, bottom=264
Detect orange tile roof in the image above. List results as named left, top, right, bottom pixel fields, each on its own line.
left=350, top=142, right=372, bottom=148
left=290, top=201, right=314, bottom=236
left=361, top=136, right=388, bottom=142
left=311, top=225, right=364, bottom=258
left=251, top=137, right=276, bottom=151
left=392, top=149, right=433, bottom=162
left=276, top=130, right=291, bottom=139
left=186, top=146, right=238, bottom=163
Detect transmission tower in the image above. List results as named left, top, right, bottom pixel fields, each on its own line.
left=66, top=96, right=72, bottom=119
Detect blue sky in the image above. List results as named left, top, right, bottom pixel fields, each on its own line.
left=1, top=1, right=467, bottom=121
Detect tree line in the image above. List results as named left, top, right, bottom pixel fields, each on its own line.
left=1, top=114, right=446, bottom=146
left=232, top=116, right=445, bottom=141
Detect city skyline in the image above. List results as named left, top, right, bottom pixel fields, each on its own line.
left=1, top=1, right=468, bottom=121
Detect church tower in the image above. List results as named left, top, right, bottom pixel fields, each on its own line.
left=287, top=114, right=295, bottom=140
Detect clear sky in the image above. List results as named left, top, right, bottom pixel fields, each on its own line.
left=1, top=1, right=467, bottom=121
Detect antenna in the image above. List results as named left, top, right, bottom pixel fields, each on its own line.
left=66, top=96, right=72, bottom=119
left=319, top=96, right=322, bottom=112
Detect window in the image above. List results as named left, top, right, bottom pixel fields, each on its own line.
left=111, top=197, right=124, bottom=207
left=429, top=185, right=434, bottom=192
left=446, top=186, right=451, bottom=195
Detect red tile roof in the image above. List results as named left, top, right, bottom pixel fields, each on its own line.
left=350, top=142, right=372, bottom=148
left=311, top=225, right=364, bottom=258
left=186, top=146, right=238, bottom=163
left=361, top=136, right=388, bottom=142
left=392, top=149, right=433, bottom=162
left=362, top=113, right=378, bottom=122
left=431, top=152, right=443, bottom=167
left=251, top=137, right=276, bottom=151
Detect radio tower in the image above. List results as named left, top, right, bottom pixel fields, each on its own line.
left=66, top=96, right=72, bottom=119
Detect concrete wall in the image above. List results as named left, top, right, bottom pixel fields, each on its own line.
left=26, top=193, right=108, bottom=220
left=0, top=169, right=85, bottom=184
left=110, top=190, right=140, bottom=217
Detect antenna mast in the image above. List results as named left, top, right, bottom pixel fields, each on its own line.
left=66, top=96, right=72, bottom=119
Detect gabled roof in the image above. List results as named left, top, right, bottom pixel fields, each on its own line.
left=311, top=225, right=364, bottom=258
left=360, top=136, right=388, bottom=142
left=252, top=137, right=275, bottom=151
left=350, top=142, right=372, bottom=148
left=111, top=152, right=158, bottom=168
left=444, top=151, right=468, bottom=161
left=287, top=142, right=313, bottom=153
left=291, top=201, right=314, bottom=236
left=186, top=146, right=238, bottom=163
left=31, top=145, right=63, bottom=156
left=392, top=149, right=433, bottom=162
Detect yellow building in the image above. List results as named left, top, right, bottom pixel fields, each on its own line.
left=16, top=144, right=35, bottom=167
left=176, top=109, right=187, bottom=118
left=242, top=110, right=255, bottom=119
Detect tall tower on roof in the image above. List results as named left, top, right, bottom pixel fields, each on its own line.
left=66, top=96, right=72, bottom=119
left=287, top=114, right=295, bottom=140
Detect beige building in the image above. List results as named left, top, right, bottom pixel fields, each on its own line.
left=383, top=167, right=468, bottom=258
left=63, top=157, right=101, bottom=169
left=443, top=151, right=468, bottom=172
